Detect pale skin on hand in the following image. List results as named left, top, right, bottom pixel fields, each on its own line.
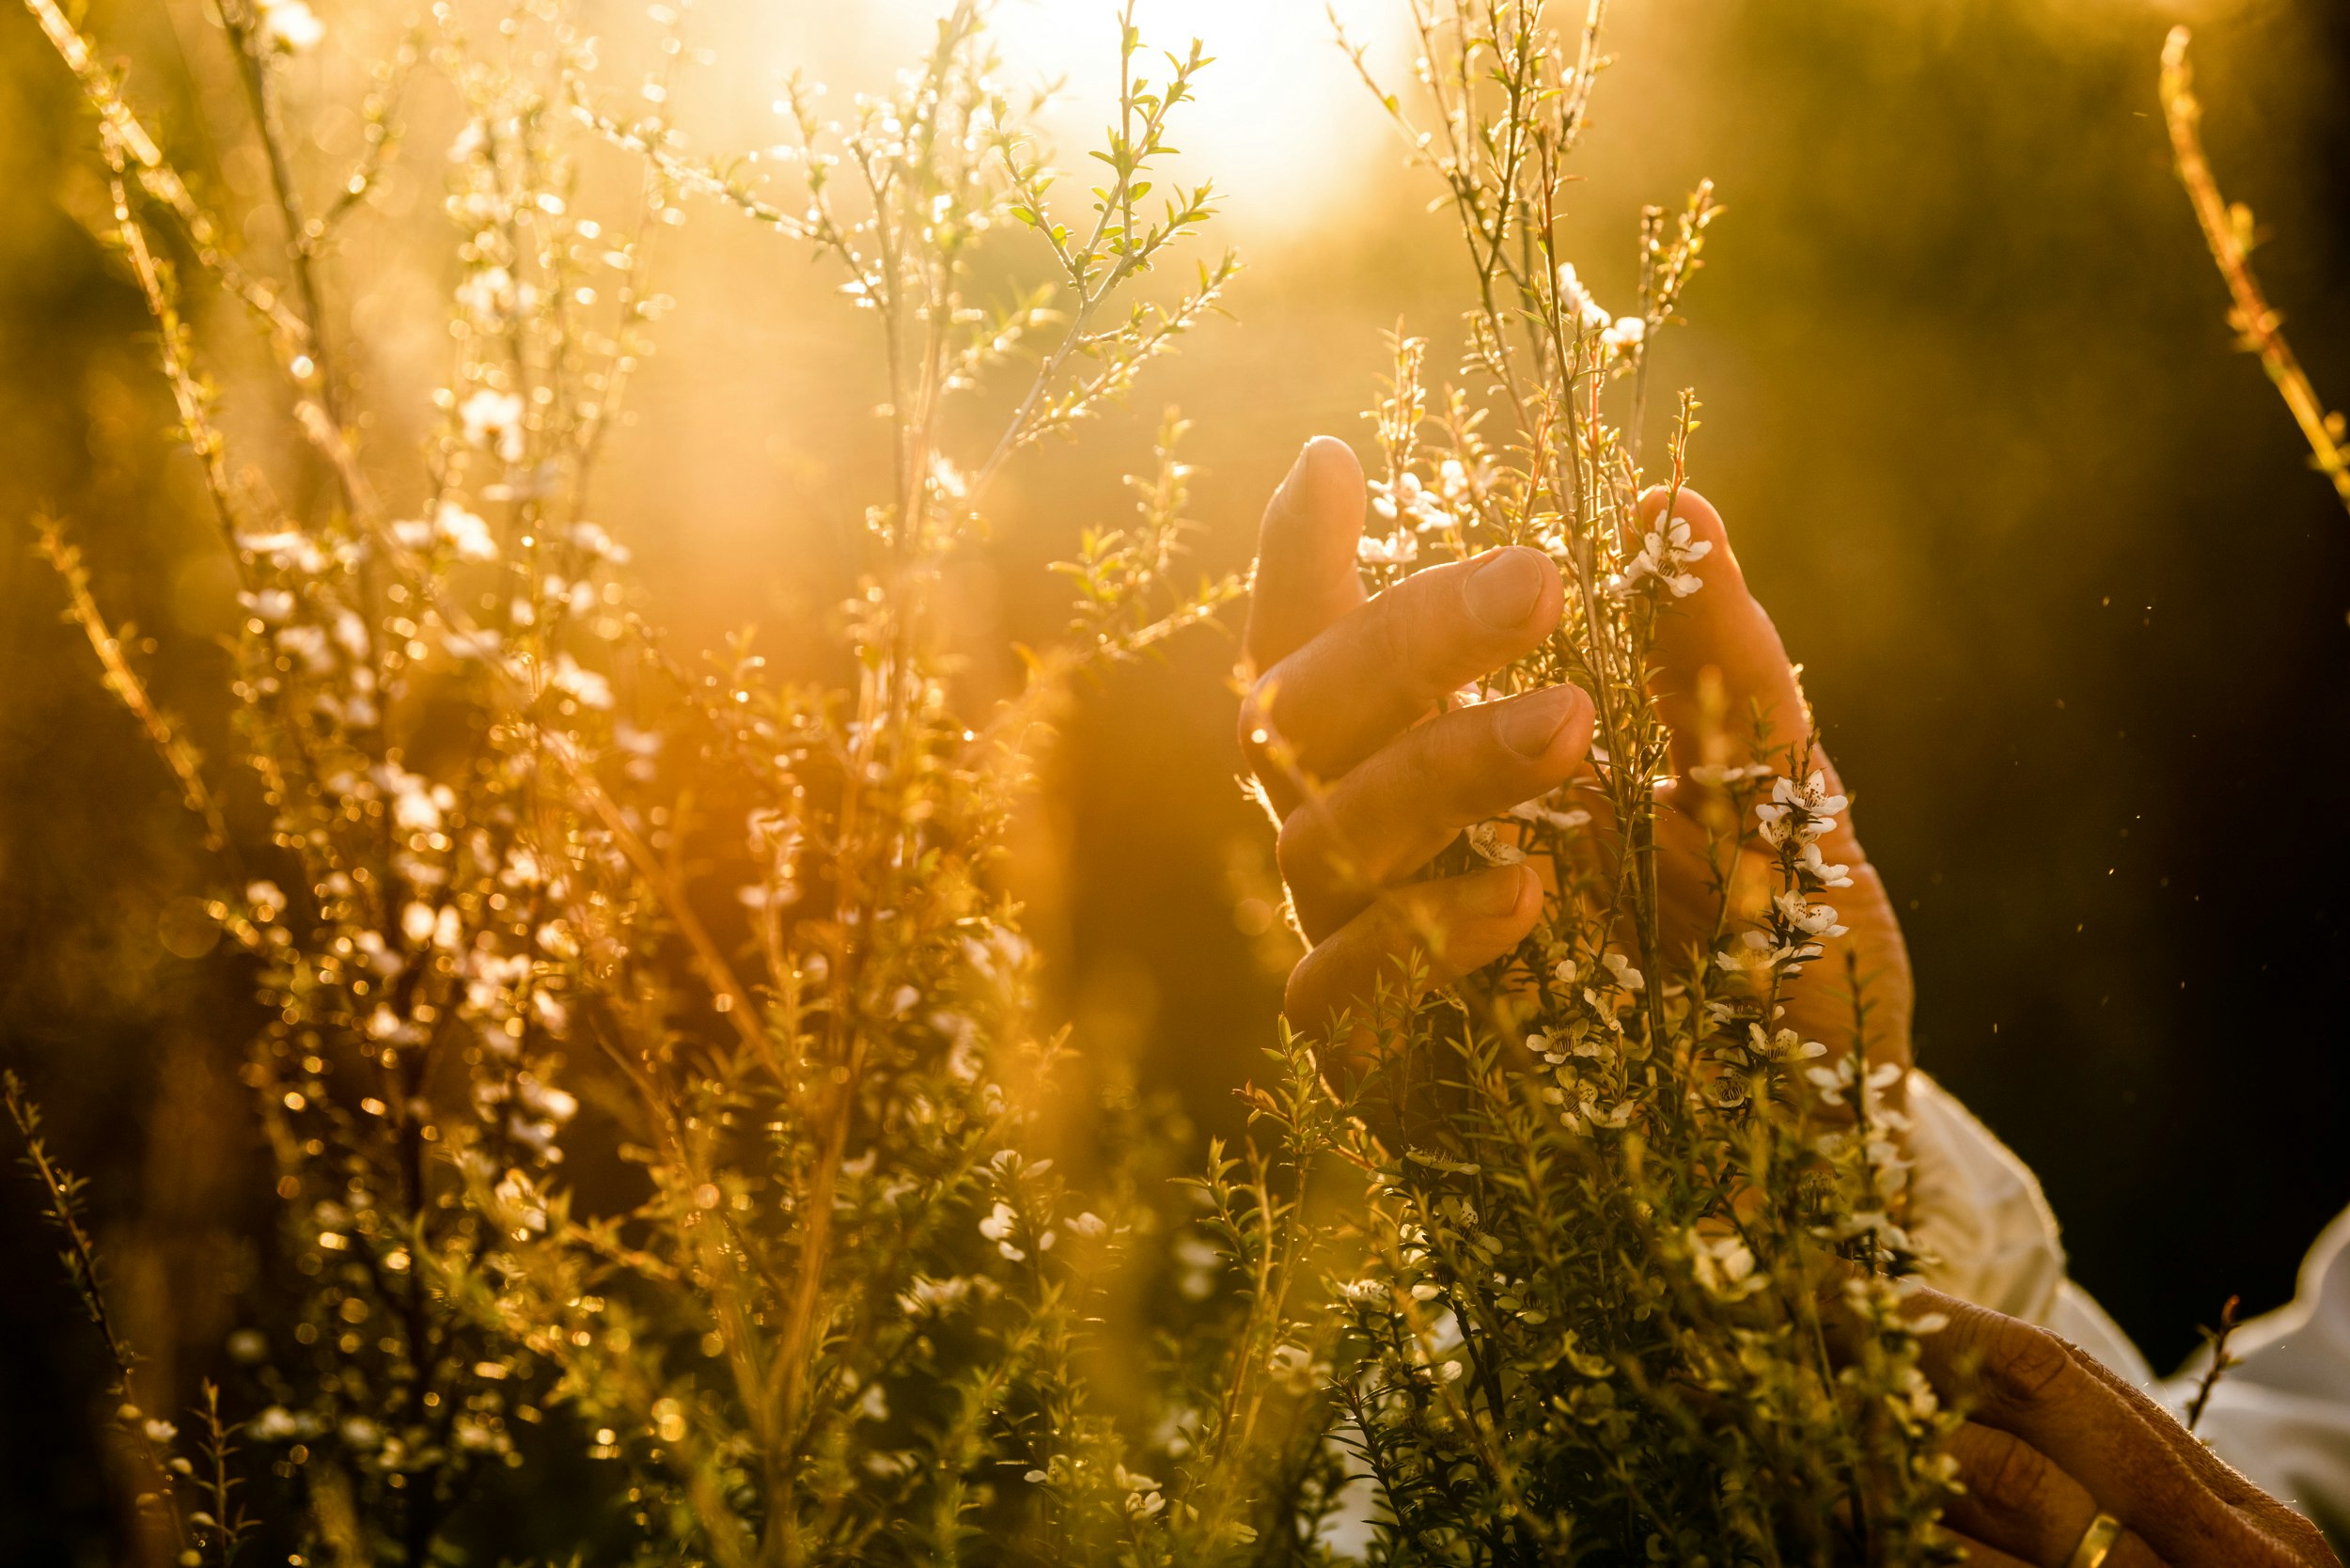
left=1237, top=432, right=1910, bottom=1077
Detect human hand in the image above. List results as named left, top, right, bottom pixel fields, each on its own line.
left=1909, top=1286, right=2340, bottom=1566
left=1236, top=437, right=1585, bottom=1025
left=1238, top=435, right=1911, bottom=1074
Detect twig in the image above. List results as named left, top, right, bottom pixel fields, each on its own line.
left=22, top=0, right=315, bottom=353
left=34, top=517, right=235, bottom=859
left=4, top=1074, right=138, bottom=1377
left=3, top=1074, right=200, bottom=1558
left=2184, top=1293, right=2244, bottom=1435
left=2159, top=27, right=2350, bottom=514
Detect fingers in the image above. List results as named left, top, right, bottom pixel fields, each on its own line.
left=1913, top=1289, right=2290, bottom=1567
left=1284, top=864, right=1541, bottom=1032
left=1641, top=486, right=1824, bottom=784
left=1277, top=682, right=1593, bottom=941
left=2066, top=1338, right=2343, bottom=1565
left=1243, top=545, right=1564, bottom=801
left=1242, top=436, right=1368, bottom=678
left=1946, top=1421, right=2168, bottom=1568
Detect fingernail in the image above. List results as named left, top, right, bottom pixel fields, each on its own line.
left=1496, top=683, right=1585, bottom=760
left=1464, top=547, right=1548, bottom=630
left=1470, top=864, right=1533, bottom=917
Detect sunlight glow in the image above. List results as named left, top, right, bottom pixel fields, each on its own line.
left=856, top=0, right=1413, bottom=237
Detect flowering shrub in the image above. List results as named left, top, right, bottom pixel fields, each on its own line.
left=1220, top=4, right=1966, bottom=1560
left=20, top=0, right=1965, bottom=1562
left=15, top=0, right=1292, bottom=1560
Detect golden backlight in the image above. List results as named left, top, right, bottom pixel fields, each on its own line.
left=754, top=0, right=1416, bottom=240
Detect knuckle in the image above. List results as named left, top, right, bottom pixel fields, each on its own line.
left=1370, top=885, right=1440, bottom=951
left=1272, top=808, right=1323, bottom=890
left=1969, top=1428, right=2055, bottom=1519
left=1988, top=1322, right=2076, bottom=1407
left=1281, top=950, right=1332, bottom=1031
left=1361, top=583, right=1419, bottom=684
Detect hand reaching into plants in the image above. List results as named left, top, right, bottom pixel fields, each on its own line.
left=1238, top=435, right=1584, bottom=1022
left=1240, top=433, right=1913, bottom=1074
left=1906, top=1285, right=2342, bottom=1567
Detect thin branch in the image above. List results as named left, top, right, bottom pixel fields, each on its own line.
left=34, top=517, right=235, bottom=859
left=2185, top=1294, right=2244, bottom=1435
left=2160, top=26, right=2350, bottom=513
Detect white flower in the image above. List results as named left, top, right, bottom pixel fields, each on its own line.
left=1774, top=889, right=1847, bottom=938
left=548, top=653, right=612, bottom=711
left=1799, top=840, right=1854, bottom=888
left=529, top=988, right=570, bottom=1036
left=899, top=1275, right=974, bottom=1315
left=384, top=768, right=446, bottom=833
left=456, top=265, right=515, bottom=322
left=1775, top=770, right=1848, bottom=822
left=1368, top=471, right=1456, bottom=536
left=1066, top=1211, right=1108, bottom=1239
left=1173, top=1233, right=1221, bottom=1300
left=459, top=388, right=526, bottom=462
left=1116, top=1465, right=1167, bottom=1518
left=1602, top=314, right=1646, bottom=356
left=977, top=1201, right=1017, bottom=1242
left=1612, top=512, right=1713, bottom=598
left=331, top=609, right=370, bottom=658
left=259, top=0, right=323, bottom=52
left=432, top=500, right=498, bottom=562
left=250, top=1405, right=300, bottom=1441
left=1806, top=1058, right=1857, bottom=1106
left=1356, top=530, right=1418, bottom=567
left=517, top=1076, right=577, bottom=1125
left=1509, top=797, right=1591, bottom=832
left=1751, top=1027, right=1826, bottom=1064
left=1557, top=262, right=1612, bottom=332
left=569, top=521, right=631, bottom=563
left=928, top=455, right=968, bottom=502
left=276, top=622, right=333, bottom=673
left=1687, top=1228, right=1763, bottom=1301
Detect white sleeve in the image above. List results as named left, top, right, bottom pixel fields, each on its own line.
left=2157, top=1205, right=2350, bottom=1542
left=1905, top=1070, right=2350, bottom=1541
left=1904, top=1070, right=2155, bottom=1387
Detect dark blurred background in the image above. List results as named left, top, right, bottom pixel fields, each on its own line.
left=5, top=0, right=2347, bottom=1558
